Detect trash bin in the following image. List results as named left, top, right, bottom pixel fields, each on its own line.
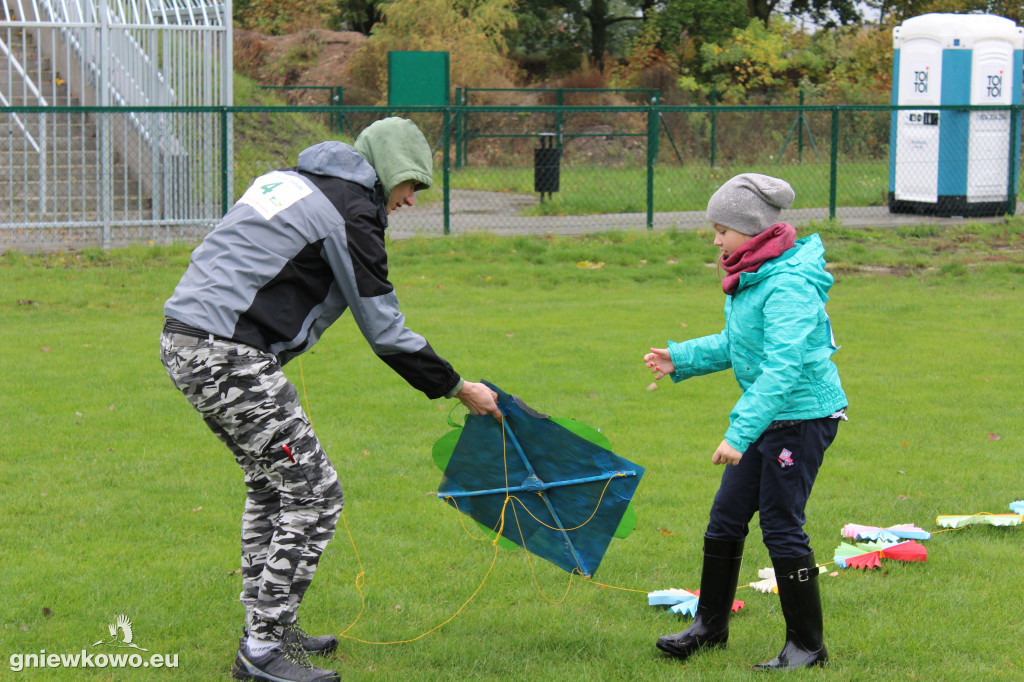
left=534, top=132, right=560, bottom=202
left=889, top=13, right=1023, bottom=216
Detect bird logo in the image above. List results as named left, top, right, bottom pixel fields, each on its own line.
left=92, top=614, right=149, bottom=651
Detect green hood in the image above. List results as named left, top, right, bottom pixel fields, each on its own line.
left=353, top=117, right=433, bottom=198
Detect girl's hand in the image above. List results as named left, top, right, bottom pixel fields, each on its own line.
left=712, top=440, right=743, bottom=466
left=644, top=348, right=675, bottom=380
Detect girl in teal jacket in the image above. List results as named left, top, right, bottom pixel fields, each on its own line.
left=644, top=173, right=847, bottom=671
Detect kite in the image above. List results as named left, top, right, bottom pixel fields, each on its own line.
left=432, top=382, right=644, bottom=578
left=1009, top=501, right=1024, bottom=515
left=647, top=589, right=744, bottom=616
left=842, top=522, right=931, bottom=542
left=935, top=513, right=1022, bottom=529
left=833, top=540, right=927, bottom=569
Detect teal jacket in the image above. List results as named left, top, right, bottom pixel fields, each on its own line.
left=668, top=233, right=847, bottom=452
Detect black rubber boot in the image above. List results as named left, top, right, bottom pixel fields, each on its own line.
left=753, top=552, right=829, bottom=670
left=656, top=535, right=744, bottom=660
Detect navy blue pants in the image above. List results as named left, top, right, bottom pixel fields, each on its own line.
left=705, top=417, right=839, bottom=559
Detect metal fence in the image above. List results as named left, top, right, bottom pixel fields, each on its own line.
left=3, top=102, right=1022, bottom=251
left=0, top=0, right=230, bottom=251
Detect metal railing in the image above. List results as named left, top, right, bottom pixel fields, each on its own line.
left=2, top=102, right=1022, bottom=251
left=0, top=0, right=231, bottom=245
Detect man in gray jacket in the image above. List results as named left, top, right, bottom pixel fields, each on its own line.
left=160, top=118, right=500, bottom=682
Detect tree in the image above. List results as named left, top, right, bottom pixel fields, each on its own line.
left=785, top=0, right=862, bottom=26
left=749, top=0, right=864, bottom=25
left=650, top=0, right=748, bottom=63
left=582, top=0, right=646, bottom=68
left=510, top=0, right=652, bottom=72
left=346, top=0, right=521, bottom=102
left=335, top=0, right=383, bottom=34
left=234, top=0, right=336, bottom=34
left=870, top=0, right=1024, bottom=24
left=692, top=18, right=893, bottom=104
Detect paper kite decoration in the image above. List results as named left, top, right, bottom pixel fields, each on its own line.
left=842, top=523, right=931, bottom=542
left=935, top=513, right=1022, bottom=529
left=833, top=540, right=927, bottom=569
left=432, top=382, right=644, bottom=578
left=648, top=589, right=744, bottom=616
left=748, top=568, right=779, bottom=595
left=1009, top=501, right=1024, bottom=515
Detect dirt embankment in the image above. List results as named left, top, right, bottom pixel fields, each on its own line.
left=234, top=29, right=368, bottom=104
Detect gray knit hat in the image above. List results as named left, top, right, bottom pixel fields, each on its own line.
left=706, top=173, right=795, bottom=235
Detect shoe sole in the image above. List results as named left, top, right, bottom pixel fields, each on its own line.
left=656, top=638, right=726, bottom=659
left=230, top=654, right=340, bottom=682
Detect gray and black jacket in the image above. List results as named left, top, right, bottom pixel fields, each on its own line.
left=164, top=140, right=461, bottom=399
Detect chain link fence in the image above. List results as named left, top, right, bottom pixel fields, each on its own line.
left=3, top=103, right=1021, bottom=252
left=1, top=106, right=229, bottom=251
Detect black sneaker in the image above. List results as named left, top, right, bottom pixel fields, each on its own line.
left=284, top=623, right=339, bottom=657
left=231, top=641, right=339, bottom=682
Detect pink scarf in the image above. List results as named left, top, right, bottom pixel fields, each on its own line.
left=721, top=223, right=797, bottom=295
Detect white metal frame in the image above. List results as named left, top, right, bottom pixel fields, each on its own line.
left=0, top=0, right=231, bottom=248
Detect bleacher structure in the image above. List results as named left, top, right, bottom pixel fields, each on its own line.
left=1, top=0, right=231, bottom=250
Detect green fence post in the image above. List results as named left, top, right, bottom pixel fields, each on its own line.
left=443, top=107, right=451, bottom=235
left=556, top=89, right=564, bottom=149
left=647, top=102, right=659, bottom=230
left=709, top=89, right=717, bottom=168
left=221, top=107, right=230, bottom=215
left=455, top=87, right=463, bottom=169
left=797, top=90, right=804, bottom=164
left=829, top=107, right=839, bottom=220
left=461, top=88, right=469, bottom=165
left=332, top=87, right=343, bottom=135
left=1007, top=104, right=1020, bottom=216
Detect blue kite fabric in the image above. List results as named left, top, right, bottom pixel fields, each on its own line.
left=435, top=382, right=644, bottom=578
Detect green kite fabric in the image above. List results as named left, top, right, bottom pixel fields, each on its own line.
left=432, top=382, right=644, bottom=578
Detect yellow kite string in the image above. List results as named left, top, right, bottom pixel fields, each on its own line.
left=298, top=363, right=1024, bottom=621
left=295, top=360, right=649, bottom=643
left=296, top=362, right=965, bottom=633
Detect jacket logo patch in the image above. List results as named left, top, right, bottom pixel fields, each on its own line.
left=239, top=171, right=312, bottom=220
left=778, top=448, right=795, bottom=468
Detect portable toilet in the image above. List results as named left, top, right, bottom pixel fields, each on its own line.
left=889, top=13, right=1023, bottom=216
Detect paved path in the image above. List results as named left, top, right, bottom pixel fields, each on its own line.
left=3, top=189, right=1012, bottom=253
left=387, top=190, right=1011, bottom=240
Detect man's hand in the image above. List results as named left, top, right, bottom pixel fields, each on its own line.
left=457, top=381, right=502, bottom=421
left=712, top=439, right=742, bottom=466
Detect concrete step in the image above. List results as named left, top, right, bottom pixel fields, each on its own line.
left=0, top=123, right=97, bottom=142
left=0, top=184, right=147, bottom=204
left=0, top=206, right=151, bottom=225
left=1, top=199, right=154, bottom=218
left=0, top=65, right=55, bottom=86
left=1, top=157, right=109, bottom=176
left=1, top=146, right=101, bottom=160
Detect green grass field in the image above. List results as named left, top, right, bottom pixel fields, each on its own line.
left=1, top=224, right=1022, bottom=681
left=451, top=161, right=890, bottom=215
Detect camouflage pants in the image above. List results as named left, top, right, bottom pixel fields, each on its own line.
left=160, top=331, right=344, bottom=643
